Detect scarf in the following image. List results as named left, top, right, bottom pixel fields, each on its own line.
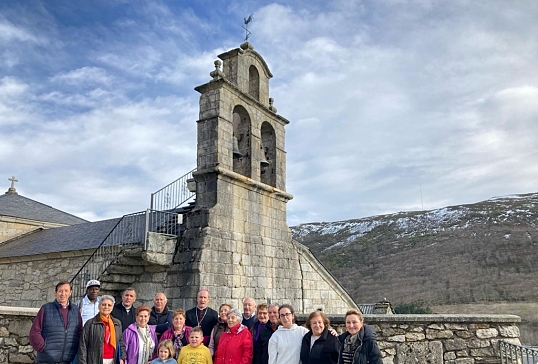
left=137, top=325, right=155, bottom=362
left=343, top=332, right=361, bottom=354
left=173, top=326, right=186, bottom=357
left=100, top=314, right=116, bottom=349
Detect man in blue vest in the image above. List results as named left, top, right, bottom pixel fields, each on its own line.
left=29, top=281, right=83, bottom=364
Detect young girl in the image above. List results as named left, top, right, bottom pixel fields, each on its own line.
left=150, top=339, right=177, bottom=364
left=177, top=327, right=213, bottom=364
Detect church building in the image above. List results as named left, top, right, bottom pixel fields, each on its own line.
left=0, top=43, right=358, bottom=313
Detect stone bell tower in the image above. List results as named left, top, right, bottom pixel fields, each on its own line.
left=169, top=42, right=356, bottom=313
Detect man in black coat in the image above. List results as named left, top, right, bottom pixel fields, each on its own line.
left=111, top=287, right=137, bottom=332
left=185, top=289, right=218, bottom=346
left=148, top=292, right=173, bottom=339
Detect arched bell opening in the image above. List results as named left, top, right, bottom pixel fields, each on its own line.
left=260, top=121, right=276, bottom=187
left=232, top=105, right=252, bottom=178
left=248, top=65, right=260, bottom=101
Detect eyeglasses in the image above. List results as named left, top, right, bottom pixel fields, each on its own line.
left=279, top=312, right=292, bottom=318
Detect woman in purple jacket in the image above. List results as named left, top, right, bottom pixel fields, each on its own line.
left=123, top=305, right=158, bottom=364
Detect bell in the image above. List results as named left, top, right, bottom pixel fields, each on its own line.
left=233, top=137, right=242, bottom=158
left=260, top=146, right=270, bottom=167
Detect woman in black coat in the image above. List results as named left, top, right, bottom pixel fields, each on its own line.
left=78, top=295, right=126, bottom=364
left=300, top=310, right=339, bottom=364
left=337, top=310, right=382, bottom=364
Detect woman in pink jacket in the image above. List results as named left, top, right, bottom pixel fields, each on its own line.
left=214, top=308, right=253, bottom=364
left=123, top=305, right=158, bottom=364
left=158, top=309, right=192, bottom=359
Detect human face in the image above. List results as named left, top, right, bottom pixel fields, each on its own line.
left=243, top=298, right=255, bottom=317
left=257, top=309, right=269, bottom=324
left=158, top=347, right=171, bottom=360
left=154, top=293, right=167, bottom=313
left=226, top=313, right=240, bottom=328
left=86, top=286, right=100, bottom=301
left=345, top=314, right=364, bottom=335
left=136, top=310, right=150, bottom=328
left=189, top=332, right=203, bottom=348
left=197, top=290, right=209, bottom=309
left=99, top=299, right=114, bottom=317
left=172, top=314, right=185, bottom=331
left=55, top=283, right=72, bottom=306
left=219, top=305, right=231, bottom=321
left=268, top=305, right=279, bottom=325
left=122, top=290, right=136, bottom=308
left=279, top=308, right=294, bottom=329
left=310, top=315, right=325, bottom=336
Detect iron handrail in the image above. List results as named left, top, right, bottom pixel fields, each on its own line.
left=150, top=168, right=196, bottom=211
left=500, top=340, right=538, bottom=364
left=70, top=209, right=181, bottom=299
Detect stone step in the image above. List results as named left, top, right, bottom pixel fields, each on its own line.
left=106, top=264, right=145, bottom=275
left=122, top=247, right=144, bottom=258
left=116, top=257, right=147, bottom=266
left=100, top=273, right=139, bottom=284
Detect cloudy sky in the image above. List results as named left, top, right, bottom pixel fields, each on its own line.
left=1, top=0, right=537, bottom=226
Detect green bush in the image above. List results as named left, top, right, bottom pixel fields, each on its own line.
left=394, top=301, right=432, bottom=314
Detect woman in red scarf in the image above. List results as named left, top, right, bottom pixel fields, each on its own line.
left=79, top=295, right=126, bottom=364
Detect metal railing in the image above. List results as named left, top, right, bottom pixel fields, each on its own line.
left=150, top=168, right=196, bottom=211
left=70, top=209, right=180, bottom=299
left=500, top=341, right=538, bottom=364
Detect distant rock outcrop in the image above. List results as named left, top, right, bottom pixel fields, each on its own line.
left=291, top=193, right=538, bottom=305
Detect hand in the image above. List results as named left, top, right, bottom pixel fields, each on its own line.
left=329, top=328, right=338, bottom=336
left=119, top=360, right=124, bottom=364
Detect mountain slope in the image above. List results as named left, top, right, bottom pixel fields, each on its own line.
left=290, top=193, right=538, bottom=305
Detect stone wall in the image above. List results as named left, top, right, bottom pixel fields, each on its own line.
left=298, top=313, right=521, bottom=364
left=1, top=306, right=520, bottom=364
left=0, top=252, right=89, bottom=307
left=0, top=306, right=38, bottom=364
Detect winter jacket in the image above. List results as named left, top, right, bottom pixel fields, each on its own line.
left=159, top=325, right=192, bottom=358
left=268, top=324, right=308, bottom=364
left=252, top=321, right=276, bottom=364
left=300, top=326, right=339, bottom=364
left=214, top=323, right=253, bottom=364
left=149, top=306, right=173, bottom=335
left=337, top=325, right=382, bottom=364
left=208, top=320, right=227, bottom=356
left=30, top=300, right=82, bottom=363
left=111, top=303, right=137, bottom=333
left=78, top=314, right=126, bottom=364
left=122, top=322, right=158, bottom=364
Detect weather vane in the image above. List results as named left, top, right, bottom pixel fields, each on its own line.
left=243, top=13, right=254, bottom=42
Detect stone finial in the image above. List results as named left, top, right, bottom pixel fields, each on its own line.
left=240, top=41, right=254, bottom=51
left=269, top=98, right=277, bottom=113
left=210, top=60, right=225, bottom=80
left=6, top=176, right=18, bottom=195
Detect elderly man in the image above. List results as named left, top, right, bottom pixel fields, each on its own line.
left=185, top=289, right=218, bottom=346
left=148, top=292, right=173, bottom=338
left=78, top=279, right=101, bottom=325
left=111, top=287, right=137, bottom=332
left=241, top=297, right=257, bottom=329
left=29, top=281, right=83, bottom=364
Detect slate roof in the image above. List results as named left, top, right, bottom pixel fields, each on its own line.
left=0, top=218, right=120, bottom=258
left=0, top=192, right=88, bottom=225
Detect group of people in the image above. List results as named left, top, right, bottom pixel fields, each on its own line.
left=29, top=280, right=383, bottom=364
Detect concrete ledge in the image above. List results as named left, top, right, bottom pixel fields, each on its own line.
left=296, top=313, right=521, bottom=324
left=0, top=305, right=39, bottom=316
